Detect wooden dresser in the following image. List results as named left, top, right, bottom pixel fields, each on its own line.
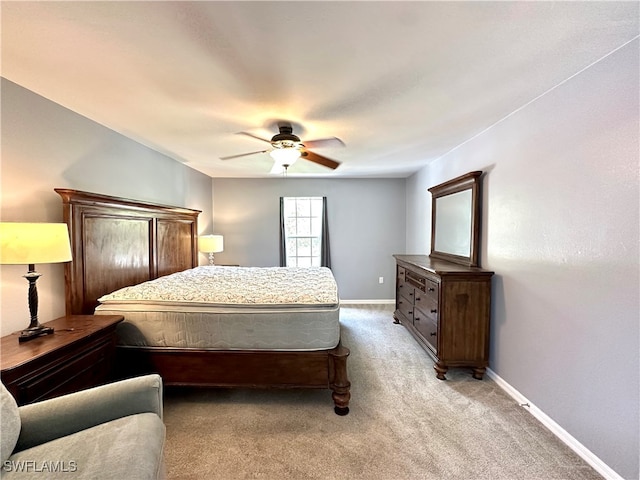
left=393, top=254, right=493, bottom=380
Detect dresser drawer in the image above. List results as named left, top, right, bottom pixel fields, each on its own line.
left=397, top=294, right=415, bottom=321
left=15, top=337, right=113, bottom=404
left=415, top=294, right=438, bottom=322
left=397, top=266, right=406, bottom=280
left=398, top=281, right=414, bottom=303
left=424, top=278, right=439, bottom=301
left=414, top=315, right=438, bottom=353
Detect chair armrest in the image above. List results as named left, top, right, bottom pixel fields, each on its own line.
left=15, top=374, right=163, bottom=452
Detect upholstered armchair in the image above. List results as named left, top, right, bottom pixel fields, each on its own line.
left=1, top=374, right=165, bottom=479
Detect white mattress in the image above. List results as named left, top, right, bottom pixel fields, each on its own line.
left=94, top=266, right=341, bottom=351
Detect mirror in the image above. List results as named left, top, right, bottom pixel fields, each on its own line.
left=429, top=171, right=482, bottom=267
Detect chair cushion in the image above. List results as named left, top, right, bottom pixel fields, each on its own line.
left=0, top=383, right=20, bottom=464
left=3, top=413, right=165, bottom=479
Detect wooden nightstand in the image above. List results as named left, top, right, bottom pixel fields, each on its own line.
left=1, top=315, right=124, bottom=405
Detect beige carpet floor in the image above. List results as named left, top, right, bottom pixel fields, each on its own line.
left=163, top=304, right=601, bottom=480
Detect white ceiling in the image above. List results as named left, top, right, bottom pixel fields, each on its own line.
left=1, top=2, right=637, bottom=178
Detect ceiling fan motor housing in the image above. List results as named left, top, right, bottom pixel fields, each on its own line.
left=271, top=125, right=301, bottom=149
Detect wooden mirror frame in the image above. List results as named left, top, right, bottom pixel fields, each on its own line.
left=428, top=171, right=482, bottom=267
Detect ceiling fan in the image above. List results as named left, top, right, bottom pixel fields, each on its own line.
left=220, top=122, right=344, bottom=172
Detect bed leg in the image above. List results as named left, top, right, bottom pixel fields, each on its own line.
left=329, top=344, right=351, bottom=415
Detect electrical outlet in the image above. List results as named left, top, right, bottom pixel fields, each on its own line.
left=378, top=276, right=384, bottom=284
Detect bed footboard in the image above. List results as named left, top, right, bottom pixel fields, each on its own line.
left=115, top=343, right=351, bottom=415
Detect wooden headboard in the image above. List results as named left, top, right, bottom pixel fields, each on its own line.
left=56, top=189, right=201, bottom=315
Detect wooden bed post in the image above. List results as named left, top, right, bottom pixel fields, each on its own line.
left=329, top=343, right=351, bottom=415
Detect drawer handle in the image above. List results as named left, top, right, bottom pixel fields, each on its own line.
left=408, top=310, right=413, bottom=315
left=430, top=332, right=436, bottom=337
left=409, top=292, right=414, bottom=296
left=415, top=316, right=420, bottom=321
left=428, top=287, right=435, bottom=292
left=430, top=309, right=437, bottom=314
left=415, top=297, right=421, bottom=301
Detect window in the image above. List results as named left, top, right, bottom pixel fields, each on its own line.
left=280, top=197, right=330, bottom=268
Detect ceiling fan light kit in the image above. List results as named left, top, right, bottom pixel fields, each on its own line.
left=270, top=147, right=301, bottom=166
left=221, top=122, right=344, bottom=172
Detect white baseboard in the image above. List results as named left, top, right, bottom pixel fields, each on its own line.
left=339, top=299, right=395, bottom=305
left=486, top=368, right=623, bottom=480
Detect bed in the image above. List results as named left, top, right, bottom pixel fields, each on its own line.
left=56, top=188, right=350, bottom=415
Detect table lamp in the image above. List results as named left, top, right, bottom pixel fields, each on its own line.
left=0, top=223, right=73, bottom=342
left=199, top=234, right=224, bottom=266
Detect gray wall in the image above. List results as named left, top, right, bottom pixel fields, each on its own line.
left=0, top=79, right=213, bottom=335
left=212, top=178, right=406, bottom=300
left=406, top=40, right=639, bottom=479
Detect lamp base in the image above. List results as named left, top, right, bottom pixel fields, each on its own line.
left=19, top=325, right=54, bottom=343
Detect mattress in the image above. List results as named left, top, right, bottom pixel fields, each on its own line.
left=94, top=266, right=340, bottom=351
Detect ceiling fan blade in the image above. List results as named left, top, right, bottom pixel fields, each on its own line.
left=301, top=150, right=341, bottom=170
left=237, top=131, right=272, bottom=144
left=220, top=150, right=268, bottom=160
left=302, top=137, right=345, bottom=149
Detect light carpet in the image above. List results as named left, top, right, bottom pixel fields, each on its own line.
left=163, top=304, right=601, bottom=480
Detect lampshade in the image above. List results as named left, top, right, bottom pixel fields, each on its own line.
left=0, top=223, right=72, bottom=265
left=199, top=234, right=224, bottom=254
left=270, top=147, right=300, bottom=165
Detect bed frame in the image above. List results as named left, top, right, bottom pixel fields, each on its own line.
left=56, top=188, right=350, bottom=415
